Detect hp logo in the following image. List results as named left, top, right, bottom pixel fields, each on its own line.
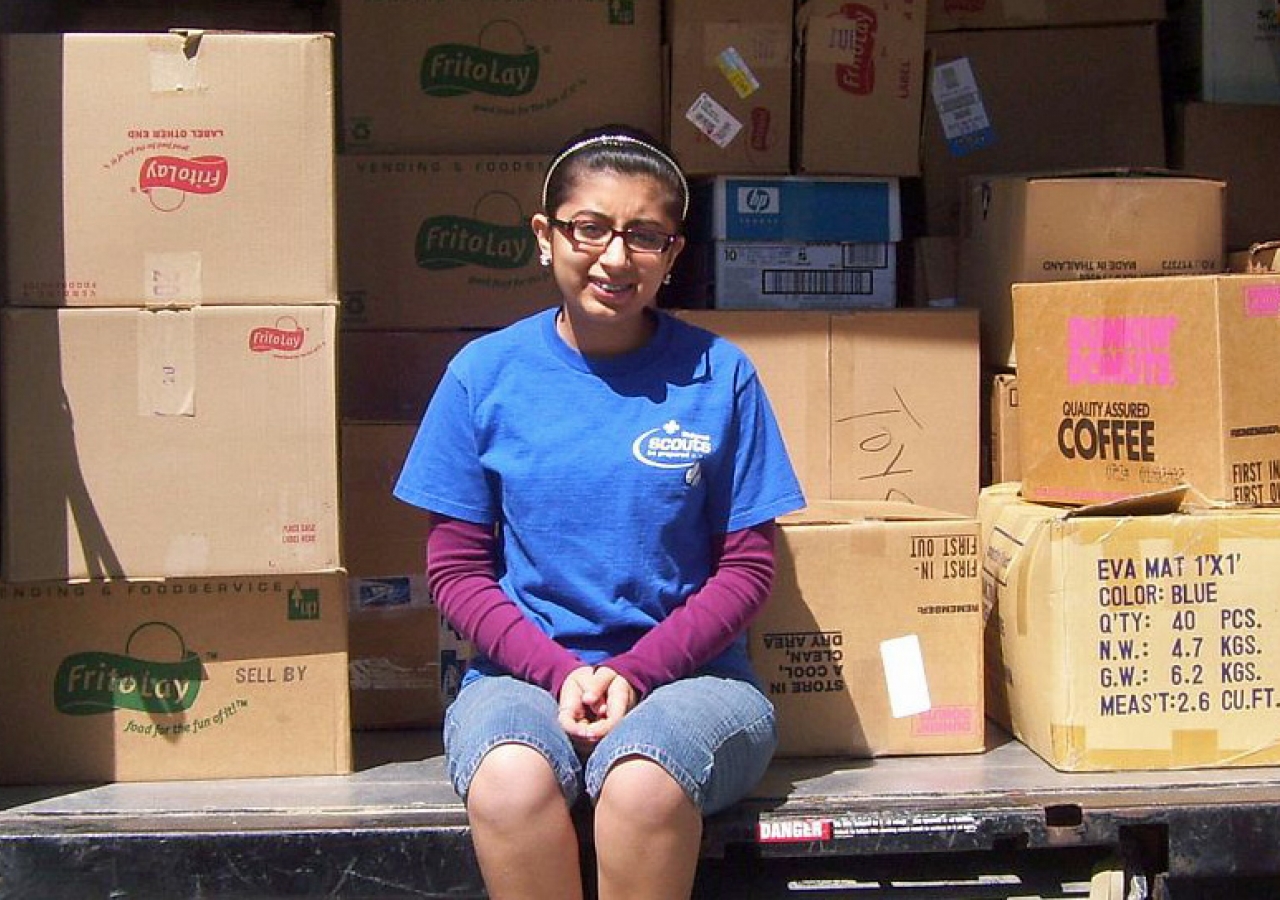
left=737, top=187, right=779, bottom=215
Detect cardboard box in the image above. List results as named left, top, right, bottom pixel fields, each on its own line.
left=980, top=481, right=1280, bottom=771
left=0, top=571, right=351, bottom=784
left=922, top=25, right=1166, bottom=236
left=348, top=576, right=469, bottom=730
left=712, top=242, right=898, bottom=310
left=1169, top=0, right=1280, bottom=105
left=1, top=305, right=341, bottom=582
left=959, top=171, right=1226, bottom=367
left=753, top=500, right=984, bottom=757
left=1230, top=241, right=1280, bottom=274
left=676, top=309, right=981, bottom=515
left=907, top=235, right=959, bottom=308
left=341, top=423, right=472, bottom=729
left=338, top=0, right=662, bottom=153
left=338, top=155, right=553, bottom=330
left=926, top=0, right=1164, bottom=31
left=689, top=176, right=902, bottom=243
left=989, top=372, right=1020, bottom=485
left=1174, top=102, right=1280, bottom=252
left=0, top=32, right=336, bottom=307
left=793, top=0, right=927, bottom=176
left=1012, top=274, right=1280, bottom=506
left=666, top=0, right=793, bottom=176
left=341, top=330, right=486, bottom=423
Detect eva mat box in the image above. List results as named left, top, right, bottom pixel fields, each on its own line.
left=1012, top=273, right=1280, bottom=507
left=338, top=0, right=661, bottom=153
left=981, top=482, right=1280, bottom=772
left=752, top=501, right=984, bottom=758
left=0, top=572, right=351, bottom=785
left=0, top=32, right=336, bottom=307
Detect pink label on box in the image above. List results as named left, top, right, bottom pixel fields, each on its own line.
left=911, top=705, right=976, bottom=736
left=1245, top=285, right=1280, bottom=317
left=1067, top=316, right=1179, bottom=386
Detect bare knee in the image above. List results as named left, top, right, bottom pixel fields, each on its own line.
left=596, top=755, right=698, bottom=830
left=467, top=742, right=568, bottom=828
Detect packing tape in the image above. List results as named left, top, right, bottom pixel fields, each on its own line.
left=137, top=308, right=196, bottom=418
left=148, top=33, right=204, bottom=93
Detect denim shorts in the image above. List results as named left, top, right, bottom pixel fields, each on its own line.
left=442, top=673, right=777, bottom=816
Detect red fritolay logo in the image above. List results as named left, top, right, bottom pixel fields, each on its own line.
left=138, top=155, right=229, bottom=211
left=831, top=3, right=877, bottom=95
left=250, top=317, right=306, bottom=355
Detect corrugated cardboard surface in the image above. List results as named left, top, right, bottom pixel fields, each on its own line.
left=1012, top=274, right=1280, bottom=506
left=1, top=305, right=341, bottom=582
left=925, top=0, right=1164, bottom=31
left=0, top=571, right=351, bottom=784
left=340, top=329, right=487, bottom=423
left=677, top=309, right=980, bottom=515
left=959, top=171, right=1226, bottom=367
left=666, top=0, right=793, bottom=175
left=0, top=32, right=336, bottom=306
left=338, top=0, right=662, bottom=153
left=337, top=155, right=553, bottom=329
left=794, top=0, right=927, bottom=176
left=753, top=500, right=984, bottom=757
left=922, top=25, right=1166, bottom=236
left=981, top=482, right=1280, bottom=771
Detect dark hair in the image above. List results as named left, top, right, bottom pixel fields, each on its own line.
left=541, top=124, right=688, bottom=224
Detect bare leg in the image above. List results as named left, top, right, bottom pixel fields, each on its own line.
left=594, top=755, right=702, bottom=900
left=466, top=742, right=584, bottom=900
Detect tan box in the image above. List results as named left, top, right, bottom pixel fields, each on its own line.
left=1174, top=102, right=1280, bottom=252
left=338, top=155, right=553, bottom=329
left=907, top=235, right=959, bottom=308
left=0, top=572, right=351, bottom=784
left=666, top=0, right=793, bottom=176
left=1, top=305, right=341, bottom=582
left=794, top=0, right=927, bottom=176
left=989, top=372, right=1021, bottom=485
left=0, top=32, right=336, bottom=307
left=1170, top=0, right=1280, bottom=105
left=338, top=0, right=662, bottom=153
left=959, top=171, right=1226, bottom=367
left=1229, top=241, right=1280, bottom=274
left=1012, top=274, right=1280, bottom=506
left=981, top=481, right=1280, bottom=772
left=926, top=0, right=1163, bottom=31
left=341, top=423, right=472, bottom=730
left=677, top=309, right=981, bottom=515
left=340, top=330, right=487, bottom=423
left=922, top=25, right=1166, bottom=236
left=753, top=500, right=984, bottom=757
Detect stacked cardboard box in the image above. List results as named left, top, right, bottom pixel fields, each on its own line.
left=0, top=32, right=350, bottom=784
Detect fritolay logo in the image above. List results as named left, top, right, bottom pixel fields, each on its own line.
left=249, top=316, right=308, bottom=357
left=138, top=154, right=229, bottom=212
left=420, top=20, right=540, bottom=98
left=416, top=191, right=536, bottom=271
left=633, top=420, right=713, bottom=485
left=54, top=622, right=205, bottom=716
left=830, top=3, right=877, bottom=95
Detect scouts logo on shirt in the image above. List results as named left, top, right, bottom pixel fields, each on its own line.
left=633, top=420, right=713, bottom=481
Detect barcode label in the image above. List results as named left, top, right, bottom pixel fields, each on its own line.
left=762, top=269, right=874, bottom=296
left=930, top=58, right=995, bottom=157
left=685, top=92, right=743, bottom=148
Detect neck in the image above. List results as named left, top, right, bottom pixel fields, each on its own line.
left=556, top=307, right=656, bottom=358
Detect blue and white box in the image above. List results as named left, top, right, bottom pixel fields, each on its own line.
left=691, top=175, right=902, bottom=243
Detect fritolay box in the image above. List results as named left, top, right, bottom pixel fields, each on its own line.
left=753, top=501, right=985, bottom=758
left=689, top=176, right=901, bottom=243
left=1, top=305, right=341, bottom=582
left=338, top=155, right=552, bottom=329
left=0, top=32, right=336, bottom=307
left=338, top=0, right=661, bottom=153
left=981, top=482, right=1280, bottom=772
left=1012, top=274, right=1280, bottom=507
left=0, top=572, right=352, bottom=785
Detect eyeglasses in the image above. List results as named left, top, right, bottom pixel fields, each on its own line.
left=548, top=217, right=678, bottom=254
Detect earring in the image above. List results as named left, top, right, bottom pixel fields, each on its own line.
left=539, top=252, right=551, bottom=267
left=663, top=273, right=672, bottom=285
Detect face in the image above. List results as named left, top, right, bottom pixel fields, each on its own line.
left=533, top=169, right=684, bottom=350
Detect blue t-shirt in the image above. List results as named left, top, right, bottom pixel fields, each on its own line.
left=394, top=307, right=805, bottom=683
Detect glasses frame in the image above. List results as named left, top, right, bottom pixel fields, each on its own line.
left=548, top=217, right=679, bottom=255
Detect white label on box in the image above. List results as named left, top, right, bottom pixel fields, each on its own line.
left=880, top=634, right=932, bottom=718
left=137, top=308, right=196, bottom=417
left=144, top=251, right=203, bottom=304
left=930, top=58, right=996, bottom=157
left=716, top=46, right=761, bottom=99
left=685, top=92, right=744, bottom=148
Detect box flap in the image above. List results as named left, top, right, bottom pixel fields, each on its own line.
left=781, top=499, right=967, bottom=525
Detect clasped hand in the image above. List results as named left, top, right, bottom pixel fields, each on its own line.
left=558, top=665, right=636, bottom=750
